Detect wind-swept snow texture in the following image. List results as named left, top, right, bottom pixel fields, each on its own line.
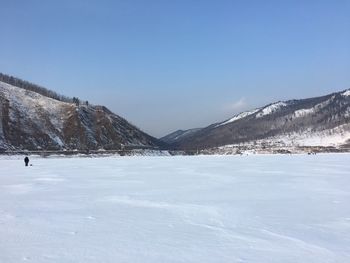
left=1, top=154, right=350, bottom=263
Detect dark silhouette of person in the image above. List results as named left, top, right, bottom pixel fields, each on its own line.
left=24, top=156, right=29, bottom=167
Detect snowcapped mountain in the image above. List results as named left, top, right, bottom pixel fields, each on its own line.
left=0, top=79, right=163, bottom=151
left=166, top=89, right=350, bottom=151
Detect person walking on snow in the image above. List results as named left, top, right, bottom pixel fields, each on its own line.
left=24, top=156, right=29, bottom=167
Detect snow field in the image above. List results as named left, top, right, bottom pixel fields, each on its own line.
left=1, top=154, right=350, bottom=262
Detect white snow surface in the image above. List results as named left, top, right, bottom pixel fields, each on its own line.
left=217, top=109, right=259, bottom=127
left=256, top=102, right=287, bottom=118
left=342, top=90, right=350, bottom=97
left=1, top=154, right=350, bottom=263
left=293, top=108, right=315, bottom=118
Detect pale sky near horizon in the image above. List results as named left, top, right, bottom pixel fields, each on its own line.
left=0, top=0, right=349, bottom=137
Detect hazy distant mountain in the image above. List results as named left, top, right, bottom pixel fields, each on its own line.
left=0, top=75, right=163, bottom=151
left=166, top=90, right=350, bottom=150
left=160, top=128, right=201, bottom=144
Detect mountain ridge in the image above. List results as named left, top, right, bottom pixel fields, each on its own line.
left=0, top=77, right=164, bottom=151
left=162, top=89, right=350, bottom=151
left=1, top=72, right=349, bottom=153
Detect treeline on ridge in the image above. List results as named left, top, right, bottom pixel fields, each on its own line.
left=0, top=72, right=77, bottom=104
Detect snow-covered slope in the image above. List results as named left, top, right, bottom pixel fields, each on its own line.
left=0, top=81, right=69, bottom=149
left=256, top=102, right=287, bottom=118
left=0, top=80, right=162, bottom=151
left=216, top=109, right=260, bottom=127
left=168, top=89, right=350, bottom=150
left=342, top=90, right=350, bottom=97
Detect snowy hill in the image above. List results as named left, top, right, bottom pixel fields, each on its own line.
left=0, top=79, right=163, bottom=151
left=166, top=89, right=350, bottom=151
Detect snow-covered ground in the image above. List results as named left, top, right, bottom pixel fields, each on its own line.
left=1, top=154, right=350, bottom=263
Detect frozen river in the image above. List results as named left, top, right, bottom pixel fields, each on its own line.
left=1, top=154, right=350, bottom=262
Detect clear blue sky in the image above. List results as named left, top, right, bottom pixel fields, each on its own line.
left=1, top=0, right=349, bottom=137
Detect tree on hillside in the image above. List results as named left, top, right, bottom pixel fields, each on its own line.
left=0, top=72, right=72, bottom=103
left=73, top=97, right=80, bottom=106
